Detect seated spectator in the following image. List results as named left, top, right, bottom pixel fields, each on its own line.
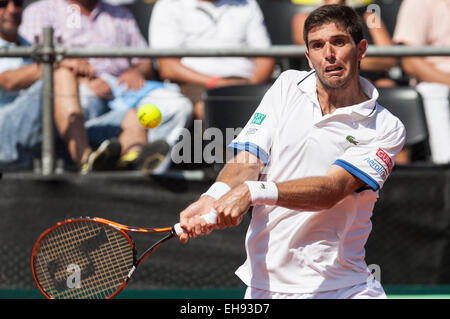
left=19, top=0, right=193, bottom=174
left=149, top=0, right=275, bottom=121
left=393, top=0, right=450, bottom=165
left=292, top=0, right=397, bottom=87
left=0, top=0, right=43, bottom=169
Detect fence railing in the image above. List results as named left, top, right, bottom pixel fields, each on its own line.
left=1, top=27, right=450, bottom=175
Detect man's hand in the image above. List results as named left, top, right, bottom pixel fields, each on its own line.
left=117, top=68, right=146, bottom=91
left=84, top=77, right=113, bottom=99
left=214, top=183, right=252, bottom=228
left=179, top=195, right=217, bottom=243
left=58, top=59, right=95, bottom=78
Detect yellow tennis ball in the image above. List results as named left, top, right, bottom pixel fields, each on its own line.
left=138, top=104, right=162, bottom=129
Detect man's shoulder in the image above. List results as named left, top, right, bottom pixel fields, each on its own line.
left=23, top=0, right=53, bottom=11
left=374, top=102, right=406, bottom=137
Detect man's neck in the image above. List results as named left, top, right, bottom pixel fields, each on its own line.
left=0, top=31, right=18, bottom=44
left=316, top=76, right=369, bottom=115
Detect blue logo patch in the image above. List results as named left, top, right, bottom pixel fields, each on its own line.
left=364, top=157, right=387, bottom=178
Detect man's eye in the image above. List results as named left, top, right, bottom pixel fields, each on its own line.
left=334, top=39, right=345, bottom=46
left=311, top=43, right=323, bottom=49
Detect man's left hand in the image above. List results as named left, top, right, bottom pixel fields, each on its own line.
left=214, top=183, right=252, bottom=228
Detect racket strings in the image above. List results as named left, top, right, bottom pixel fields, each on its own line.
left=33, top=220, right=134, bottom=299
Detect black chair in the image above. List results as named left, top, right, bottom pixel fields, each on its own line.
left=124, top=0, right=156, bottom=42
left=257, top=0, right=310, bottom=71
left=203, top=83, right=272, bottom=168
left=257, top=0, right=307, bottom=45
left=377, top=86, right=431, bottom=162
left=203, top=83, right=272, bottom=133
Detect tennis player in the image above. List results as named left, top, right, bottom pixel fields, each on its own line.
left=179, top=4, right=406, bottom=299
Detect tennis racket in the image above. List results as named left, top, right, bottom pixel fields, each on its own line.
left=31, top=211, right=217, bottom=299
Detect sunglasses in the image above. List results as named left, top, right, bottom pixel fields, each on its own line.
left=0, top=0, right=23, bottom=8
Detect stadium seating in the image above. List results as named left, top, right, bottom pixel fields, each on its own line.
left=377, top=86, right=431, bottom=162
left=203, top=83, right=272, bottom=134
left=203, top=83, right=271, bottom=169
left=203, top=84, right=432, bottom=163
left=257, top=0, right=311, bottom=72
left=124, top=0, right=156, bottom=42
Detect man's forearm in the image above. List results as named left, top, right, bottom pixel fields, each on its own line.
left=216, top=150, right=263, bottom=189
left=158, top=58, right=212, bottom=86
left=275, top=165, right=365, bottom=211
left=402, top=57, right=450, bottom=86
left=249, top=57, right=275, bottom=84
left=276, top=176, right=346, bottom=211
left=0, top=63, right=42, bottom=91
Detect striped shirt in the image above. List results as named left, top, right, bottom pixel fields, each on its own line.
left=19, top=0, right=149, bottom=77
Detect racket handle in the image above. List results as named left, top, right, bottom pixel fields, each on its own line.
left=173, top=209, right=218, bottom=236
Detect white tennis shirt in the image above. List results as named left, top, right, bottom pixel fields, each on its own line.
left=230, top=70, right=406, bottom=293
left=149, top=0, right=272, bottom=78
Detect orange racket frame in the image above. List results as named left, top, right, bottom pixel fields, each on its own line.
left=31, top=217, right=177, bottom=299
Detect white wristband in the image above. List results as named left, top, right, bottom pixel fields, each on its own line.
left=244, top=181, right=278, bottom=205
left=201, top=182, right=231, bottom=200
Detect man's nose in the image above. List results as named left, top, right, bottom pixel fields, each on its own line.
left=324, top=42, right=336, bottom=62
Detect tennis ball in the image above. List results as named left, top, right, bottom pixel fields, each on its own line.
left=138, top=104, right=162, bottom=129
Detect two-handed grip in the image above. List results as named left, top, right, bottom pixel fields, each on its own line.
left=173, top=209, right=218, bottom=236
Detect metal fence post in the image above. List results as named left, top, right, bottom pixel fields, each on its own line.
left=41, top=27, right=55, bottom=176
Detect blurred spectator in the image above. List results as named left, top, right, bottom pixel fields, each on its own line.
left=393, top=0, right=450, bottom=165
left=103, top=0, right=156, bottom=5
left=291, top=0, right=397, bottom=87
left=19, top=0, right=193, bottom=174
left=0, top=0, right=43, bottom=168
left=149, top=0, right=275, bottom=120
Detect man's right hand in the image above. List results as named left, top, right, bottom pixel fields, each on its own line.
left=179, top=195, right=217, bottom=243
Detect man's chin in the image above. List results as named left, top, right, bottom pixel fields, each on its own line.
left=0, top=24, right=20, bottom=36
left=321, top=77, right=347, bottom=89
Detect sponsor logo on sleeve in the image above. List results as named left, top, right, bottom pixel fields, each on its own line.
left=364, top=157, right=387, bottom=178
left=251, top=113, right=266, bottom=125
left=376, top=148, right=393, bottom=173
left=246, top=127, right=258, bottom=135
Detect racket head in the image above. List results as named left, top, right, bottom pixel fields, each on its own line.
left=31, top=218, right=136, bottom=299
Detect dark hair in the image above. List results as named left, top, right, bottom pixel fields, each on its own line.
left=303, top=4, right=364, bottom=48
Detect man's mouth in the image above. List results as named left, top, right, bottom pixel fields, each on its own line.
left=325, top=66, right=344, bottom=74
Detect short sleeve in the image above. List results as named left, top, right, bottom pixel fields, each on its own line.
left=19, top=1, right=53, bottom=44
left=228, top=76, right=283, bottom=165
left=245, top=1, right=272, bottom=47
left=334, top=123, right=406, bottom=191
left=148, top=0, right=183, bottom=48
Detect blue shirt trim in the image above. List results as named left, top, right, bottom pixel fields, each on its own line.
left=333, top=159, right=380, bottom=191
left=228, top=142, right=269, bottom=166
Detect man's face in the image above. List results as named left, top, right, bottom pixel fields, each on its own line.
left=0, top=0, right=22, bottom=37
left=305, top=22, right=367, bottom=90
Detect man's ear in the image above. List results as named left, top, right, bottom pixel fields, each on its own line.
left=357, top=39, right=368, bottom=62
left=305, top=49, right=314, bottom=70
